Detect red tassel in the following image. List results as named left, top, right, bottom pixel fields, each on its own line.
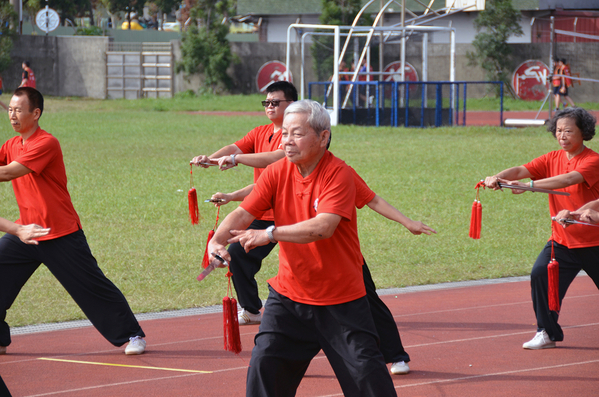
left=475, top=200, right=482, bottom=239
left=469, top=200, right=477, bottom=239
left=469, top=181, right=485, bottom=240
left=223, top=295, right=242, bottom=354
left=201, top=229, right=215, bottom=269
left=548, top=258, right=560, bottom=312
left=188, top=187, right=199, bottom=225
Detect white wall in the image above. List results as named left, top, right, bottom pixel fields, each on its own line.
left=265, top=12, right=533, bottom=44
left=266, top=15, right=328, bottom=43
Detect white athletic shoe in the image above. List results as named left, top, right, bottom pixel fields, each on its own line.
left=238, top=309, right=261, bottom=325
left=124, top=336, right=146, bottom=355
left=522, top=330, right=556, bottom=350
left=390, top=361, right=410, bottom=375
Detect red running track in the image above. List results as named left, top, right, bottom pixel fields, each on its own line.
left=1, top=275, right=598, bottom=397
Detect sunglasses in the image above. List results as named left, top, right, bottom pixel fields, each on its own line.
left=261, top=99, right=292, bottom=108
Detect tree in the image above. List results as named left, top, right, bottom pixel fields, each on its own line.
left=23, top=0, right=41, bottom=31
left=0, top=0, right=16, bottom=73
left=311, top=0, right=370, bottom=81
left=177, top=0, right=236, bottom=94
left=100, top=0, right=144, bottom=28
left=467, top=0, right=523, bottom=96
left=152, top=0, right=180, bottom=30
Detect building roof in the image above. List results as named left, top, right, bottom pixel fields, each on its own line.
left=237, top=1, right=597, bottom=16
left=237, top=0, right=448, bottom=16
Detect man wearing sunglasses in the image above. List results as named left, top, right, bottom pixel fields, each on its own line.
left=191, top=81, right=296, bottom=326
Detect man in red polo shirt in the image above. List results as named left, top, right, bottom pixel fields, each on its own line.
left=191, top=81, right=297, bottom=326
left=0, top=87, right=146, bottom=356
left=208, top=100, right=396, bottom=396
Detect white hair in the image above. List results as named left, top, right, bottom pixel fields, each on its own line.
left=284, top=100, right=331, bottom=134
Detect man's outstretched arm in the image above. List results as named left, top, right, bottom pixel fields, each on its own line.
left=0, top=161, right=32, bottom=182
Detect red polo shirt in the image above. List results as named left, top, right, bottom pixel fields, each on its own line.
left=0, top=127, right=81, bottom=240
left=352, top=167, right=376, bottom=209
left=524, top=147, right=599, bottom=248
left=235, top=123, right=282, bottom=221
left=241, top=151, right=364, bottom=305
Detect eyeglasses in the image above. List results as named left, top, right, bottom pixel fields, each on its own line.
left=261, top=100, right=292, bottom=108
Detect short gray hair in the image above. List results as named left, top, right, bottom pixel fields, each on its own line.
left=284, top=100, right=331, bottom=134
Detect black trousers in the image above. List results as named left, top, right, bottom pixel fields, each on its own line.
left=0, top=375, right=11, bottom=397
left=246, top=286, right=397, bottom=397
left=531, top=241, right=599, bottom=341
left=230, top=229, right=410, bottom=364
left=0, top=230, right=144, bottom=347
left=228, top=219, right=276, bottom=315
left=363, top=263, right=410, bottom=364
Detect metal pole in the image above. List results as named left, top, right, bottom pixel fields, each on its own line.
left=366, top=45, right=371, bottom=108
left=301, top=33, right=305, bottom=101
left=450, top=28, right=456, bottom=125
left=379, top=0, right=384, bottom=83
left=332, top=26, right=340, bottom=126
left=45, top=4, right=49, bottom=37
left=549, top=16, right=555, bottom=120
left=379, top=0, right=384, bottom=108
left=18, top=0, right=22, bottom=34
left=399, top=0, right=406, bottom=107
left=423, top=32, right=428, bottom=108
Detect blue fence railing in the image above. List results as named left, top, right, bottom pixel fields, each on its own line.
left=308, top=81, right=504, bottom=128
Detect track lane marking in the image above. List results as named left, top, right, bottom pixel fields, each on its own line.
left=390, top=293, right=599, bottom=319
left=37, top=357, right=212, bottom=373
left=318, top=358, right=599, bottom=396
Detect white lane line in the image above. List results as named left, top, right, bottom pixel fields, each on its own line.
left=390, top=293, right=599, bottom=319
left=404, top=322, right=599, bottom=348
left=317, top=358, right=599, bottom=397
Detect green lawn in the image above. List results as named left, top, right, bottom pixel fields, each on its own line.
left=1, top=94, right=596, bottom=327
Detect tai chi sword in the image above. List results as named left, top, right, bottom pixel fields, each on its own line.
left=197, top=253, right=229, bottom=281
left=497, top=182, right=570, bottom=196
left=551, top=217, right=599, bottom=227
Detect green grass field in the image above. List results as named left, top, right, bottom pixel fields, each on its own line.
left=1, top=94, right=598, bottom=327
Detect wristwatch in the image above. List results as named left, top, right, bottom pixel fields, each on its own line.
left=266, top=225, right=276, bottom=243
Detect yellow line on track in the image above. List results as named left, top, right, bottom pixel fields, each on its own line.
left=37, top=357, right=212, bottom=374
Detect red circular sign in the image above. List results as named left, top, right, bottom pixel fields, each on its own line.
left=512, top=60, right=550, bottom=101
left=383, top=61, right=419, bottom=96
left=256, top=61, right=293, bottom=93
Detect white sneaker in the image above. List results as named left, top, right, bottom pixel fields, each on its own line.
left=390, top=361, right=410, bottom=375
left=0, top=346, right=6, bottom=355
left=238, top=309, right=261, bottom=325
left=124, top=336, right=146, bottom=355
left=523, top=330, right=556, bottom=350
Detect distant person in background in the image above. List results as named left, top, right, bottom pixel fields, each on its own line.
left=559, top=58, right=575, bottom=109
left=358, top=58, right=373, bottom=107
left=552, top=58, right=575, bottom=111
left=19, top=62, right=36, bottom=89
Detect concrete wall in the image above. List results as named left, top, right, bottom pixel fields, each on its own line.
left=9, top=35, right=599, bottom=104
left=7, top=35, right=109, bottom=98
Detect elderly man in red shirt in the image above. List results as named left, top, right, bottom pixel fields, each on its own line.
left=208, top=100, right=396, bottom=397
